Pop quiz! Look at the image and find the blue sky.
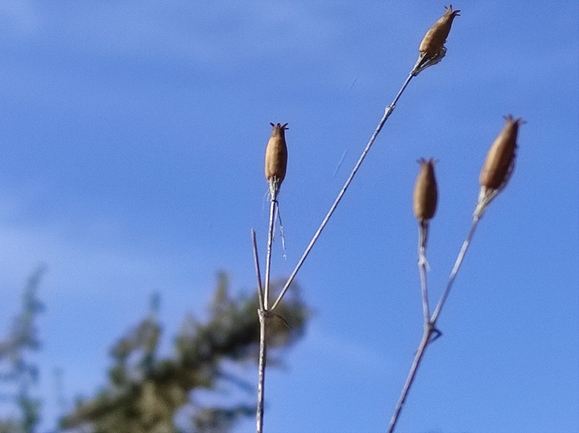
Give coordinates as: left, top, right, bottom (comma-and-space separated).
1, 1, 578, 432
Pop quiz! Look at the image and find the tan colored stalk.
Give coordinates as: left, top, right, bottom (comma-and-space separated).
253, 8, 462, 433
271, 6, 460, 313
413, 158, 438, 323
412, 5, 460, 76
475, 115, 523, 218
264, 123, 288, 201
387, 159, 439, 432
390, 116, 523, 432
251, 229, 267, 433
419, 5, 461, 56
256, 122, 289, 433
413, 159, 438, 221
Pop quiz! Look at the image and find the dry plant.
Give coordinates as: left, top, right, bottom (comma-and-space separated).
250, 5, 523, 433
388, 115, 523, 432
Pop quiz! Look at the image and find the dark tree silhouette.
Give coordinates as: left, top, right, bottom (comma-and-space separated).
0, 266, 46, 433
59, 272, 310, 433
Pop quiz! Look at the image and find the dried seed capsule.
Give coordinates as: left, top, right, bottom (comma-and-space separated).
479, 115, 523, 190
264, 122, 289, 184
419, 5, 460, 57
413, 158, 438, 222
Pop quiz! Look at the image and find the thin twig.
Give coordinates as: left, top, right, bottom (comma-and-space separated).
256, 188, 279, 433
388, 220, 433, 432
388, 215, 481, 432
251, 228, 267, 432
431, 215, 480, 325
417, 221, 431, 325
270, 72, 416, 311
387, 327, 433, 433
256, 309, 267, 433
277, 205, 287, 259
264, 196, 278, 310
251, 229, 264, 311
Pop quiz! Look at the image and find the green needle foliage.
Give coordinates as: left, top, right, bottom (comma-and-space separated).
59, 272, 309, 433
0, 266, 46, 433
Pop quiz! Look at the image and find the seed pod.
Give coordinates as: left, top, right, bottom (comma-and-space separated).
479, 115, 523, 190
264, 122, 288, 184
413, 158, 438, 222
419, 5, 460, 56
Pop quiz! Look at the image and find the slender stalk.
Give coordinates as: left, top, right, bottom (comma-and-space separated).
264, 197, 278, 310
391, 114, 520, 428
251, 229, 267, 432
255, 190, 279, 433
388, 220, 432, 431
417, 221, 431, 325
256, 309, 267, 433
270, 72, 416, 311
388, 215, 482, 432
387, 327, 432, 433
431, 215, 480, 325
251, 229, 264, 311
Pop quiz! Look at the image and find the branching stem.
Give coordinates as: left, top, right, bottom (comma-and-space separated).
271, 72, 416, 311
255, 187, 280, 433
387, 325, 433, 433
388, 215, 482, 432
251, 229, 267, 433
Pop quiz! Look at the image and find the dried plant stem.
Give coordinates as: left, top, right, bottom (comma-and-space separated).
251, 230, 267, 433
417, 221, 431, 325
474, 187, 499, 220
254, 190, 279, 433
264, 197, 278, 310
270, 72, 416, 311
431, 215, 480, 325
388, 215, 481, 432
387, 325, 433, 433
388, 220, 434, 432
256, 309, 268, 433
254, 68, 416, 427
251, 229, 265, 312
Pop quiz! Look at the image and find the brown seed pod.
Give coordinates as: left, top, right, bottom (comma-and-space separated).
413, 158, 438, 222
264, 122, 288, 184
479, 115, 523, 191
419, 5, 460, 56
